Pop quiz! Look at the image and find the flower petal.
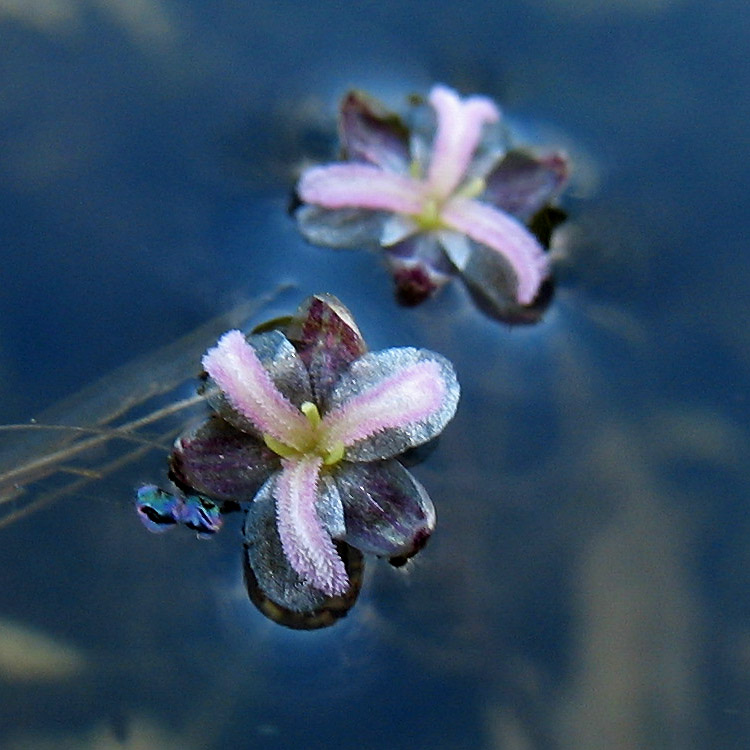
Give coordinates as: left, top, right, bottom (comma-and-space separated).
441, 197, 549, 305
322, 347, 460, 461
436, 228, 473, 269
298, 163, 424, 215
295, 205, 386, 249
274, 455, 349, 596
335, 459, 435, 560
202, 330, 311, 450
483, 149, 570, 221
284, 294, 368, 409
460, 240, 553, 325
339, 90, 410, 172
243, 474, 362, 622
426, 84, 500, 199
380, 214, 419, 247
169, 417, 277, 501
316, 472, 346, 539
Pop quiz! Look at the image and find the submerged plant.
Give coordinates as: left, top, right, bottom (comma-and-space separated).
142, 294, 459, 629
295, 84, 569, 323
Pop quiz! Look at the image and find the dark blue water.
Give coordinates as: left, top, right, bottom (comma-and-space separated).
1, 1, 748, 747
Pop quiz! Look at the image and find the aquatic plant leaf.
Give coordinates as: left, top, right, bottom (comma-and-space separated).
335, 459, 436, 559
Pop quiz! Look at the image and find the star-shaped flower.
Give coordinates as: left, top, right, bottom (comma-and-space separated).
167, 294, 459, 627
295, 85, 569, 322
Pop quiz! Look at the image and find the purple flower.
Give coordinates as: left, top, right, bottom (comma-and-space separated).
169, 294, 459, 626
295, 85, 569, 321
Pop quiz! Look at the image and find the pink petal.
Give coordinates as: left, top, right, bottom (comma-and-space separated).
426, 85, 500, 199
275, 456, 349, 596
441, 197, 549, 305
321, 357, 447, 450
202, 331, 310, 450
298, 163, 424, 215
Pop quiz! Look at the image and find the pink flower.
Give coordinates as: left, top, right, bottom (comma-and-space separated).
296, 85, 569, 319
169, 295, 459, 627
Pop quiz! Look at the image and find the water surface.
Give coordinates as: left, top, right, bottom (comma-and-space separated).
1, 1, 748, 748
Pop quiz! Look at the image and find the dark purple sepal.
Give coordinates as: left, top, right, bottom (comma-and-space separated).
339, 90, 410, 172
204, 329, 313, 436
385, 234, 454, 306
284, 294, 368, 408
169, 416, 278, 501
243, 477, 362, 628
335, 459, 436, 560
483, 149, 570, 222
460, 242, 554, 325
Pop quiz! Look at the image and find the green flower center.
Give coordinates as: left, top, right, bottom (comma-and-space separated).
263, 401, 345, 466
408, 160, 486, 232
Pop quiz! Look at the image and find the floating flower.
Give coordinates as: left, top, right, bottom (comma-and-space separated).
295, 85, 569, 322
166, 294, 460, 628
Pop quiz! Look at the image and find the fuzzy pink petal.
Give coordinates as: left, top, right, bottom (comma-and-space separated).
202, 331, 310, 450
426, 85, 500, 199
275, 456, 349, 596
298, 164, 424, 214
322, 358, 446, 450
441, 197, 549, 305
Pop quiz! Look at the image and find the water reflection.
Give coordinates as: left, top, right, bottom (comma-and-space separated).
0, 618, 86, 682
0, 0, 177, 43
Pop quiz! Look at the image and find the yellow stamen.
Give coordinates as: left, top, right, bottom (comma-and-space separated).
263, 433, 299, 459
322, 441, 345, 466
456, 176, 485, 200
262, 401, 346, 467
301, 401, 321, 428
415, 197, 445, 231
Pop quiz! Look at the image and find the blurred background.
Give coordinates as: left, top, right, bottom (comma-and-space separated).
0, 1, 748, 747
